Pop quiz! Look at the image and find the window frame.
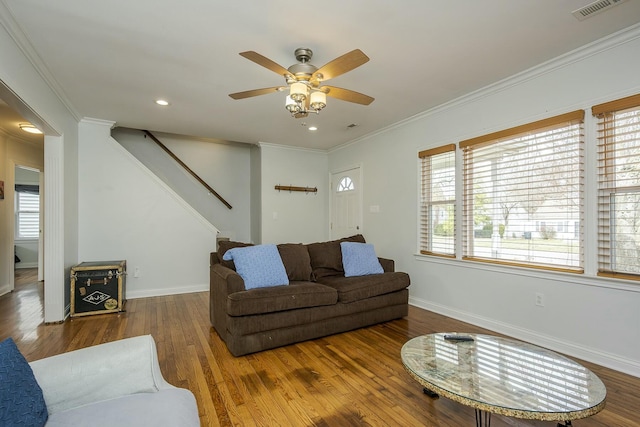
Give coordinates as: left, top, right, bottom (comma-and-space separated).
458, 110, 585, 273
418, 144, 457, 258
15, 188, 40, 240
592, 93, 640, 281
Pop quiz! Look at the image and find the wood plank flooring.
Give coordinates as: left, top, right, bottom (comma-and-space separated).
2, 270, 639, 426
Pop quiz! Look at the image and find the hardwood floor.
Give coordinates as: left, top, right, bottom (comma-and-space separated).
2, 273, 639, 426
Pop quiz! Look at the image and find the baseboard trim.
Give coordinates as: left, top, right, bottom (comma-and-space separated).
126, 284, 208, 300
409, 296, 640, 379
0, 284, 11, 297
15, 263, 37, 269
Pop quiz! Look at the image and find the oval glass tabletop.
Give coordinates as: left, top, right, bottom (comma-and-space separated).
401, 333, 606, 422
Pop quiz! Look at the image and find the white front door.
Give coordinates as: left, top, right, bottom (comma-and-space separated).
331, 167, 362, 239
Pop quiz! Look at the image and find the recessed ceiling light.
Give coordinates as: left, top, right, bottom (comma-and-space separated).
308, 126, 318, 131
19, 124, 43, 134
155, 99, 170, 106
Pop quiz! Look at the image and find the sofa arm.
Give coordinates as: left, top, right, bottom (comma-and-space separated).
29, 335, 170, 415
210, 263, 246, 339
378, 257, 395, 273
211, 263, 245, 294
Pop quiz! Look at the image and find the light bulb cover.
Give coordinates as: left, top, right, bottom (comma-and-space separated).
310, 91, 327, 110
285, 95, 301, 113
289, 82, 308, 102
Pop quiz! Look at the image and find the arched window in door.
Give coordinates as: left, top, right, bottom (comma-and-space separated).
337, 177, 354, 192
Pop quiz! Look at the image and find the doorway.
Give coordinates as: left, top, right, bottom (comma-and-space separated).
13, 165, 43, 288
330, 166, 363, 239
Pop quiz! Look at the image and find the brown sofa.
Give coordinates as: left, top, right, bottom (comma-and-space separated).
209, 235, 410, 356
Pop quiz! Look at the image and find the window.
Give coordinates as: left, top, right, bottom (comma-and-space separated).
592, 94, 640, 280
337, 177, 354, 192
419, 144, 456, 257
459, 111, 584, 272
15, 187, 40, 239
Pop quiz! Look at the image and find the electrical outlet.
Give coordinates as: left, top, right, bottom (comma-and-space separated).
134, 266, 140, 278
535, 292, 544, 307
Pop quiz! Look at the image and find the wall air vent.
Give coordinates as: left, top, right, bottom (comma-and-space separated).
572, 0, 628, 21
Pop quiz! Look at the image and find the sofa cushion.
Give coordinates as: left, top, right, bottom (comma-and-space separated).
277, 243, 313, 281
318, 272, 410, 303
223, 244, 289, 290
0, 338, 48, 427
217, 240, 253, 270
306, 234, 366, 279
228, 289, 409, 336
44, 388, 199, 427
340, 242, 384, 277
227, 283, 338, 316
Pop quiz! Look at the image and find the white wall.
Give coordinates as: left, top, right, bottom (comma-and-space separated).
78, 119, 218, 298
0, 7, 79, 321
328, 27, 640, 377
259, 143, 329, 244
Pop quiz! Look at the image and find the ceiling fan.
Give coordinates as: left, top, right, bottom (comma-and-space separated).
229, 48, 374, 118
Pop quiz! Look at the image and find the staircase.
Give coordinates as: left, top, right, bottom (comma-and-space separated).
111, 127, 250, 241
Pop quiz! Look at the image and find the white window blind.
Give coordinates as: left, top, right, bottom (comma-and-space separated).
16, 191, 40, 239
419, 144, 456, 257
592, 94, 640, 280
459, 110, 585, 272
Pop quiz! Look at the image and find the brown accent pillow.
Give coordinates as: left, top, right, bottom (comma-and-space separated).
277, 243, 313, 281
217, 240, 253, 270
306, 234, 366, 279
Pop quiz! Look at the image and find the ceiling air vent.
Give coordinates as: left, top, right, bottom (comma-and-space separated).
572, 0, 628, 21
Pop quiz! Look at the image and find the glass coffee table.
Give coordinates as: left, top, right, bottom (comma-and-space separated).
401, 333, 606, 426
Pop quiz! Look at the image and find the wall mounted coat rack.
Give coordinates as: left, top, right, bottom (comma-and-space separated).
275, 185, 317, 194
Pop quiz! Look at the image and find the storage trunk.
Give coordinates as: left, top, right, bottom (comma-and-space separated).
70, 261, 126, 317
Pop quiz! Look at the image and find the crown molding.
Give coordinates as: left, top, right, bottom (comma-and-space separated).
330, 22, 640, 154
80, 117, 116, 128
258, 141, 328, 154
0, 1, 81, 122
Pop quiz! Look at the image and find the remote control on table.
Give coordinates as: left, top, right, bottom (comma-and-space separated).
443, 334, 474, 342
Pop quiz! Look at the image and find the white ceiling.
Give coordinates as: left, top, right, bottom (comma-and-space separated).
1, 0, 640, 150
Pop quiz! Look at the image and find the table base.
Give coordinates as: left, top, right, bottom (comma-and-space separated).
475, 409, 491, 427
422, 387, 574, 427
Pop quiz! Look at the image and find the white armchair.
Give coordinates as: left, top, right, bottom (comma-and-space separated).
29, 335, 199, 427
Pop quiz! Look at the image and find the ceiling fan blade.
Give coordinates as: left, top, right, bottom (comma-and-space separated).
239, 51, 294, 79
229, 86, 286, 100
312, 49, 369, 81
323, 86, 374, 105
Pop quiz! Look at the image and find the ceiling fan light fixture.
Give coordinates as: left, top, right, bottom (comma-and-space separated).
310, 91, 326, 110
289, 82, 308, 102
230, 48, 374, 119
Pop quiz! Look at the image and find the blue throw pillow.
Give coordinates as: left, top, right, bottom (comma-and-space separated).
0, 338, 48, 427
223, 244, 289, 290
340, 242, 384, 277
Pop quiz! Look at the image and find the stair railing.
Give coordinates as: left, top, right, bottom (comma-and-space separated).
143, 130, 232, 209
